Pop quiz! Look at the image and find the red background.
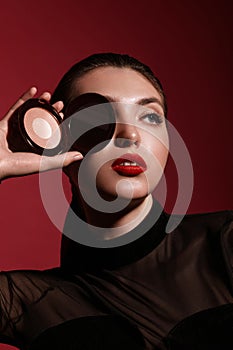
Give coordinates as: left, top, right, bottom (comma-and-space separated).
0, 1, 232, 348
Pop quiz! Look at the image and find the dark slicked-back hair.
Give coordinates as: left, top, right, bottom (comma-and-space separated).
51, 52, 167, 117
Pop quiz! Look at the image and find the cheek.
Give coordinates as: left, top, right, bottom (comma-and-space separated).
142, 131, 169, 169
77, 150, 114, 193
153, 142, 169, 167
95, 164, 116, 190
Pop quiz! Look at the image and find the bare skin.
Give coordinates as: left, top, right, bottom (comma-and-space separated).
66, 67, 169, 238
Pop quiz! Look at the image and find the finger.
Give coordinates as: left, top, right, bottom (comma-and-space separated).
38, 93, 64, 113
3, 87, 37, 122
39, 91, 51, 101
1, 151, 83, 180
40, 151, 83, 172
52, 101, 64, 113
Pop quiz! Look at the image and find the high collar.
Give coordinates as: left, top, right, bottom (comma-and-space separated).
60, 199, 169, 272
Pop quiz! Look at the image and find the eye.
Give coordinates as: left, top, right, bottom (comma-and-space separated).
141, 113, 164, 125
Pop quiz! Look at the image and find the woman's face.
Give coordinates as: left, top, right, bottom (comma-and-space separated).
67, 67, 169, 204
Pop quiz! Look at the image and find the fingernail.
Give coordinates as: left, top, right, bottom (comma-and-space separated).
73, 153, 83, 160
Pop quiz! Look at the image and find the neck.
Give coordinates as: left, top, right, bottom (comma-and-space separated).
78, 195, 153, 240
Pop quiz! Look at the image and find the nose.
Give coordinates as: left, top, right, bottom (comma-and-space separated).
114, 122, 141, 148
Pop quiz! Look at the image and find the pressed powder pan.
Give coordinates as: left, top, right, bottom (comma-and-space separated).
7, 98, 65, 156
23, 107, 61, 149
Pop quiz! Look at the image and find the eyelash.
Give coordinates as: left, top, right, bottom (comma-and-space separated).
140, 113, 164, 125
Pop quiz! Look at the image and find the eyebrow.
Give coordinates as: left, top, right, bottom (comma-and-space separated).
137, 97, 164, 108
103, 95, 164, 109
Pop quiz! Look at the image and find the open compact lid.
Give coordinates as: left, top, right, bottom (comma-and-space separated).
65, 93, 116, 155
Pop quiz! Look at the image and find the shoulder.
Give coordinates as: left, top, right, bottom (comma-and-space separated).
0, 268, 63, 338
0, 267, 63, 289
164, 209, 233, 288
161, 209, 233, 256
167, 209, 233, 236
0, 268, 62, 311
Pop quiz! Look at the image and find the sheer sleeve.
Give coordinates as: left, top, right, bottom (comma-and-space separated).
0, 271, 22, 346
0, 269, 52, 348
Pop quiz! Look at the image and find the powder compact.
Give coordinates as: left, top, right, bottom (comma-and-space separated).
7, 98, 65, 156
7, 93, 115, 156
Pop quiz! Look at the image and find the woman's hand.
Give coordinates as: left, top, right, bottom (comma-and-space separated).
0, 87, 83, 182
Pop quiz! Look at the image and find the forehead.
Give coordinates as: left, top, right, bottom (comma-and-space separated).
73, 67, 163, 105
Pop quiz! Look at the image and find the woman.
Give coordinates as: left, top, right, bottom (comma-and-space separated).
0, 53, 232, 350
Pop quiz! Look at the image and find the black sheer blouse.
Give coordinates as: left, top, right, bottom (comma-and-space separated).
0, 202, 233, 349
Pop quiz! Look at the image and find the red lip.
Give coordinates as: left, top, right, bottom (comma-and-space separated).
111, 153, 147, 177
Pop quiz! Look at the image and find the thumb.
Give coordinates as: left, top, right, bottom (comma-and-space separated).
39, 151, 83, 172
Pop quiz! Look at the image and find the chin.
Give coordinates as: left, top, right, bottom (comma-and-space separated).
96, 178, 153, 203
